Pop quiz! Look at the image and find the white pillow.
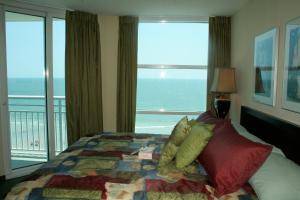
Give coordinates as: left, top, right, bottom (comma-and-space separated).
231, 122, 285, 156
249, 153, 300, 200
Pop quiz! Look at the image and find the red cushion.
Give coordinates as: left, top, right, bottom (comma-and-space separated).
196, 111, 229, 130
198, 122, 272, 197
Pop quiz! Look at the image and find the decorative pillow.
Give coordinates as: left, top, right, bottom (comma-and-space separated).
188, 119, 215, 131
188, 119, 198, 127
158, 116, 191, 167
249, 153, 300, 200
168, 116, 191, 146
198, 122, 272, 197
176, 124, 214, 169
196, 111, 229, 130
158, 141, 178, 167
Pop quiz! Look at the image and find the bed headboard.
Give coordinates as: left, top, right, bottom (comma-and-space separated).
240, 106, 300, 165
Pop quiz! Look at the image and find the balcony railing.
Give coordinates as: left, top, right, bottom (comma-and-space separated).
8, 95, 67, 160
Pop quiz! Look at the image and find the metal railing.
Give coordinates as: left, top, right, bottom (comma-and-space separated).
8, 95, 67, 159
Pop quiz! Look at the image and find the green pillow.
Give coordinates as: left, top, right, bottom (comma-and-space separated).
169, 116, 191, 146
158, 141, 178, 167
188, 119, 215, 131
176, 124, 214, 169
188, 119, 198, 127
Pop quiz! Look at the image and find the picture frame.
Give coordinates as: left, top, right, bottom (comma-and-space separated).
253, 28, 278, 106
283, 17, 300, 113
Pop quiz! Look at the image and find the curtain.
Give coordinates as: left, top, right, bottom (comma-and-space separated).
207, 16, 231, 113
116, 16, 138, 132
65, 11, 103, 145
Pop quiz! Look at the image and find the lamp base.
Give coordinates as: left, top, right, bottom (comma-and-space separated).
214, 98, 231, 118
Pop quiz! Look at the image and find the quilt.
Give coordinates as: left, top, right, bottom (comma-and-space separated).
5, 132, 258, 200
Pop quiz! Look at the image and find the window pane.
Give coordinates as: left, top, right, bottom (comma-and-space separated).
136, 22, 208, 135
135, 114, 198, 134
6, 12, 48, 169
53, 18, 67, 154
137, 68, 207, 112
138, 23, 208, 65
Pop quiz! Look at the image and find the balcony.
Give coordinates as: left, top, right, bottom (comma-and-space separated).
8, 95, 67, 169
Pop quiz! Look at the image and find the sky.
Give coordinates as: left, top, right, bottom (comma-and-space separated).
138, 22, 208, 65
138, 22, 208, 79
6, 12, 65, 78
5, 13, 208, 80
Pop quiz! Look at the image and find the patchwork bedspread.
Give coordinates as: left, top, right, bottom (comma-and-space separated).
5, 133, 258, 200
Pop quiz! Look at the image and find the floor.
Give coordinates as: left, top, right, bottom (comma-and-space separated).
0, 175, 29, 199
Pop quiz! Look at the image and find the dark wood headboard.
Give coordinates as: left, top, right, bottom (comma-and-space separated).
240, 106, 300, 165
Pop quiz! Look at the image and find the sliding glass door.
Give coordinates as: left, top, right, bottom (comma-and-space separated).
5, 11, 48, 169
0, 4, 66, 177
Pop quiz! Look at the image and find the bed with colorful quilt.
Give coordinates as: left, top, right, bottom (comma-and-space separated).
5, 107, 300, 200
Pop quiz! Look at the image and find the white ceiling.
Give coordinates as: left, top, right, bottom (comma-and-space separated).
17, 0, 250, 17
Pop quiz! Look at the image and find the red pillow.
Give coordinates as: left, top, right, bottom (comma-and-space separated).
196, 111, 229, 130
198, 122, 272, 197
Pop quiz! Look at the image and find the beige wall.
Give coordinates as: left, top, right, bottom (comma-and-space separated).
231, 0, 300, 126
99, 16, 119, 132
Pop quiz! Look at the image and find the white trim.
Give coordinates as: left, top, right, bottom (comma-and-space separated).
139, 16, 209, 23
138, 64, 207, 70
46, 12, 56, 160
0, 4, 11, 177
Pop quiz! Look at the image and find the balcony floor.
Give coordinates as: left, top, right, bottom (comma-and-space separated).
11, 156, 46, 169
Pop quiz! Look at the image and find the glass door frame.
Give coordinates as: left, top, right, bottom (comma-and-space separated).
0, 2, 65, 179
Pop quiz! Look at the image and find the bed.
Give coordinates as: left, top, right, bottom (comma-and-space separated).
4, 106, 300, 200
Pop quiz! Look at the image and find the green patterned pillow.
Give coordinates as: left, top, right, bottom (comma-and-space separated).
188, 119, 215, 131
176, 124, 214, 169
158, 141, 178, 167
169, 116, 191, 146
188, 119, 198, 127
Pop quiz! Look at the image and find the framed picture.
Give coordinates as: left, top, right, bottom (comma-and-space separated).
253, 28, 278, 106
283, 17, 300, 113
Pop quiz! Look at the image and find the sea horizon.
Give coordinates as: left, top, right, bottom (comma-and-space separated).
7, 77, 206, 136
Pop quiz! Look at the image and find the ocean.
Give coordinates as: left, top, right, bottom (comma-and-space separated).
136, 78, 206, 133
8, 77, 206, 112
7, 77, 206, 153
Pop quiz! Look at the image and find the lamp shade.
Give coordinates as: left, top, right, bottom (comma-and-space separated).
210, 68, 236, 93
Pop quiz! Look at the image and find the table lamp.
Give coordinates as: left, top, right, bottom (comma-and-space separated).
210, 68, 236, 118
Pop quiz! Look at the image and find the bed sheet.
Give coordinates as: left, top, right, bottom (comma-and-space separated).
5, 132, 257, 200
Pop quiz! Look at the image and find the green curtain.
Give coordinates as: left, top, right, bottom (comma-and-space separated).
116, 16, 138, 132
65, 11, 103, 145
207, 16, 231, 112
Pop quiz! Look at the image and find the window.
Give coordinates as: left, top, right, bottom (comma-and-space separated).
136, 22, 208, 134
0, 6, 66, 173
